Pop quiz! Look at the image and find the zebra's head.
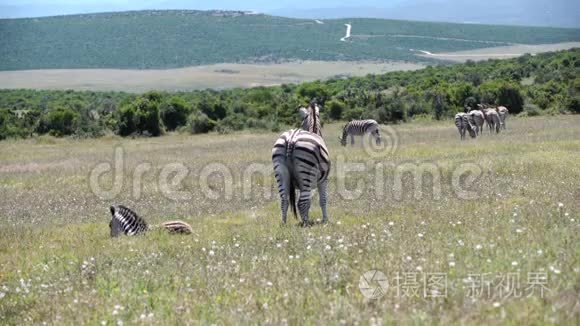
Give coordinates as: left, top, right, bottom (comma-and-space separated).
109, 205, 149, 237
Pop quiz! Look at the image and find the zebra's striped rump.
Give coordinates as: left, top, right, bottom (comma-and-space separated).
109, 204, 149, 237
272, 129, 331, 224
340, 119, 381, 146
455, 113, 476, 140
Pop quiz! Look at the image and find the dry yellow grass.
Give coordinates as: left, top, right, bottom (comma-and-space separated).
0, 60, 425, 93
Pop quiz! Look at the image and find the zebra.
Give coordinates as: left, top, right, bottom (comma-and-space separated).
299, 102, 322, 136
468, 110, 485, 136
272, 105, 331, 225
497, 106, 509, 130
339, 119, 381, 146
477, 104, 501, 134
455, 113, 476, 140
109, 204, 193, 237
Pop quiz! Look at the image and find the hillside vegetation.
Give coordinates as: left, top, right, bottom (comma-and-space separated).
0, 48, 578, 140
1, 10, 579, 70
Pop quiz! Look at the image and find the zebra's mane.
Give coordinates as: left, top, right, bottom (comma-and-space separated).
308, 103, 320, 135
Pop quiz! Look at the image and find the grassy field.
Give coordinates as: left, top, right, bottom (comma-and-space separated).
0, 116, 579, 324
0, 60, 425, 93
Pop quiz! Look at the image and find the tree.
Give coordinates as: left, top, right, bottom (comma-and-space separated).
117, 97, 163, 136
161, 97, 190, 131
36, 107, 80, 137
326, 100, 345, 120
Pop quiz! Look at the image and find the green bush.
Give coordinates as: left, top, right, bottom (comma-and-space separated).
522, 103, 542, 116
187, 113, 216, 134
117, 97, 163, 136
161, 97, 191, 131
326, 100, 345, 120
36, 107, 80, 137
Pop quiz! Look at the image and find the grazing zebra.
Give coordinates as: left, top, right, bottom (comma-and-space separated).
272, 105, 331, 225
497, 106, 509, 130
109, 204, 193, 237
468, 110, 485, 136
299, 103, 322, 136
339, 119, 381, 146
455, 113, 476, 140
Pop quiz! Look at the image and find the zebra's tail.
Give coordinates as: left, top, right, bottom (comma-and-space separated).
289, 177, 297, 220
159, 220, 193, 234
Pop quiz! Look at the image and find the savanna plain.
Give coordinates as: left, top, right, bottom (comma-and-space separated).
0, 116, 578, 324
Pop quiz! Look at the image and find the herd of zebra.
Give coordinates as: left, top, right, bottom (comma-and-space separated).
110, 102, 511, 234
455, 104, 509, 140
108, 104, 382, 235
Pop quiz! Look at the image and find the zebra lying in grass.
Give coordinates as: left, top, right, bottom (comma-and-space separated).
339, 119, 381, 146
272, 104, 331, 225
497, 106, 509, 130
455, 112, 476, 140
109, 204, 193, 237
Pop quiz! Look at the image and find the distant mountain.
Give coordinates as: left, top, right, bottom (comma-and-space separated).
0, 10, 579, 71
271, 0, 580, 28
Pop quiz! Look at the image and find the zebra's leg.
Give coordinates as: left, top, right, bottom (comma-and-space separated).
318, 179, 329, 224
274, 162, 291, 224
297, 188, 312, 226
350, 134, 355, 146
373, 130, 381, 145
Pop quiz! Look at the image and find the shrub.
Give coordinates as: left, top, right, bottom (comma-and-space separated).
36, 107, 80, 137
116, 97, 163, 136
522, 103, 542, 116
161, 97, 191, 131
187, 112, 216, 134
326, 100, 345, 120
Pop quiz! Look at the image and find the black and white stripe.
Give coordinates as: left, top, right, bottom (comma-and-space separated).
468, 110, 485, 135
272, 106, 331, 225
339, 119, 381, 146
299, 103, 322, 136
109, 205, 192, 237
455, 113, 476, 140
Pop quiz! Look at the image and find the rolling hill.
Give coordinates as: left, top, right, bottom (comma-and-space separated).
0, 10, 579, 71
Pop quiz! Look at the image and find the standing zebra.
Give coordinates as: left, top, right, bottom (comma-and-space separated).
468, 110, 485, 136
109, 204, 193, 237
497, 106, 509, 130
455, 113, 476, 140
477, 104, 501, 134
272, 105, 331, 225
339, 119, 381, 146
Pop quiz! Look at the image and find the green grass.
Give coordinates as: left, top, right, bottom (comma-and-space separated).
0, 116, 579, 324
1, 10, 579, 70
